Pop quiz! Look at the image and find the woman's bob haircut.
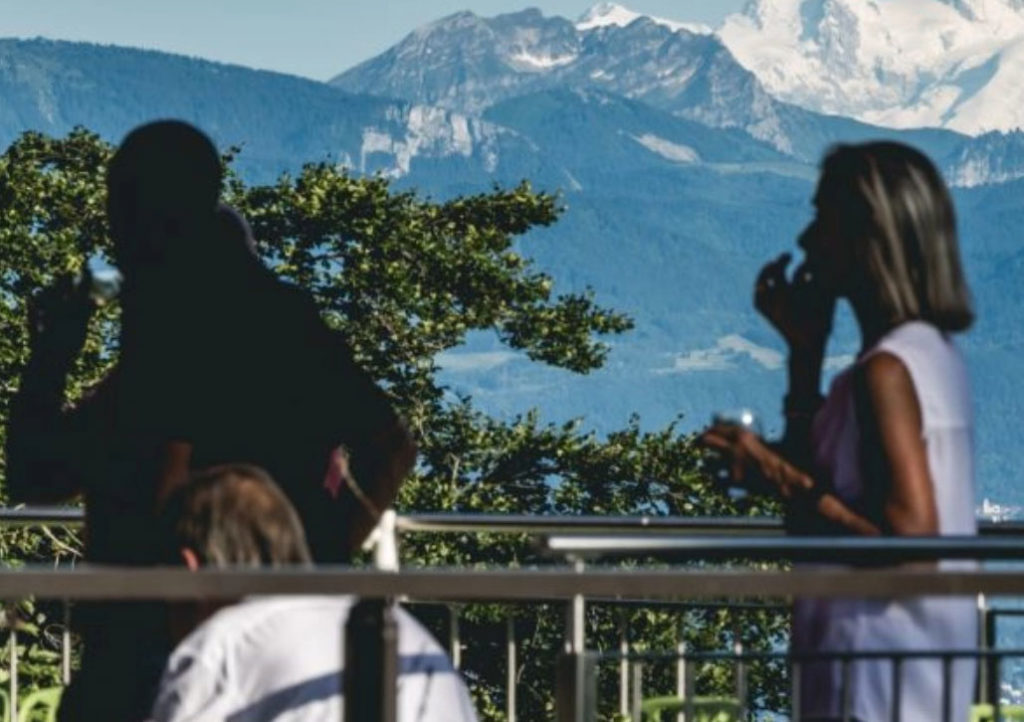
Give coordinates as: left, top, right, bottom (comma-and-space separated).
820, 141, 974, 333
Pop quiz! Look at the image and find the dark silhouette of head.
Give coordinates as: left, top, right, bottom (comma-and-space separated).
806, 141, 973, 332
107, 120, 222, 274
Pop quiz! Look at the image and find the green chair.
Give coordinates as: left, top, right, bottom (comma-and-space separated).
970, 703, 1024, 722
639, 695, 742, 722
17, 687, 62, 722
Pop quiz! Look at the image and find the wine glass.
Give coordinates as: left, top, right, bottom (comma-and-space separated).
704, 408, 763, 498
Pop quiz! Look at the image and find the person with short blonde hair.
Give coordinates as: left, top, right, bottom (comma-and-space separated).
152, 464, 477, 722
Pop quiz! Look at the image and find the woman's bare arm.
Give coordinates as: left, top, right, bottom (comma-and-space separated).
700, 426, 880, 536
856, 352, 939, 536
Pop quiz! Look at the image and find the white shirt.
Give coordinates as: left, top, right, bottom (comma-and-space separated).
150, 596, 478, 722
793, 321, 978, 721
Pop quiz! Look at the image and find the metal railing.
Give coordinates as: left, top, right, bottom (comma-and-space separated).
5, 508, 1024, 721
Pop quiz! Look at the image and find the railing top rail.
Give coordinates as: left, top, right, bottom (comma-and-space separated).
6, 507, 1024, 536
395, 514, 785, 535
2, 566, 1024, 600
605, 648, 1024, 663
540, 533, 1024, 563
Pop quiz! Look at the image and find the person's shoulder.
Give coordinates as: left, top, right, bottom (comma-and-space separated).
860, 351, 914, 400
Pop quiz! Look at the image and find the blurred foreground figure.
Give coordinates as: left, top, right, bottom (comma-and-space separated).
6, 120, 414, 721
150, 464, 476, 722
701, 142, 977, 721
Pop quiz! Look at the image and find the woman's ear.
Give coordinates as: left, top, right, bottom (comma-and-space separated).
180, 547, 202, 571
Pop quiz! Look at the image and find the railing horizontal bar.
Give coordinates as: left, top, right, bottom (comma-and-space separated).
0, 507, 84, 527
3, 508, 1024, 536
541, 534, 1024, 562
2, 566, 1024, 600
396, 514, 785, 535
604, 648, 1024, 663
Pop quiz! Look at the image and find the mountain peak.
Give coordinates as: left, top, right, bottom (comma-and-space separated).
576, 2, 711, 35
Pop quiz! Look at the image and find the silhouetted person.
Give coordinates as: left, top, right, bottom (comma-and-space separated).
6, 120, 415, 721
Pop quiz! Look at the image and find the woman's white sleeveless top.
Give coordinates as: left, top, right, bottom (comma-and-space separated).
792, 321, 978, 721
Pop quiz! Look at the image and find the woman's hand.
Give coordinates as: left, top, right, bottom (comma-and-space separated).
754, 253, 836, 355
699, 423, 815, 500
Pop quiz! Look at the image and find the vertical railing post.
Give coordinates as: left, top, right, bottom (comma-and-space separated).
941, 654, 952, 722
630, 662, 643, 722
619, 615, 629, 719
344, 598, 397, 722
986, 609, 999, 712
62, 599, 71, 685
556, 558, 594, 722
733, 624, 747, 719
676, 637, 687, 722
978, 594, 990, 705
891, 655, 903, 722
449, 605, 462, 670
993, 653, 1003, 722
506, 615, 517, 722
9, 627, 17, 722
555, 651, 597, 722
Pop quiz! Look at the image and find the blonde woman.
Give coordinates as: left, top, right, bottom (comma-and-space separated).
702, 142, 977, 721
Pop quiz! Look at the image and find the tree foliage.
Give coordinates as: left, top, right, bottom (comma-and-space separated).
0, 128, 785, 719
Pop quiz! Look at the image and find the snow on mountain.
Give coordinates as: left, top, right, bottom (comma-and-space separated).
332, 7, 796, 152
718, 0, 1024, 134
629, 133, 699, 163
357, 105, 519, 177
576, 2, 711, 36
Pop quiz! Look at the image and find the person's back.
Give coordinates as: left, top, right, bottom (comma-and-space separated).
151, 465, 476, 722
152, 596, 476, 722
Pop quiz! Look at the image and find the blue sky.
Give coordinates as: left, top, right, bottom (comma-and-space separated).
0, 1, 746, 81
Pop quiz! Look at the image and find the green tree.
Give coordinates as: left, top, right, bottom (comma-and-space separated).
0, 128, 786, 719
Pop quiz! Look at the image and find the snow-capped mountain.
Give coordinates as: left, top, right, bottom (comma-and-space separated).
576, 2, 711, 35
718, 0, 1024, 134
330, 7, 800, 152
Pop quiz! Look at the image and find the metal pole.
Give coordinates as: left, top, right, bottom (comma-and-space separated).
506, 616, 516, 722
619, 615, 629, 718
684, 659, 695, 722
978, 593, 989, 704
9, 628, 17, 722
630, 662, 643, 722
941, 655, 952, 722
62, 599, 71, 685
676, 637, 687, 722
987, 607, 998, 710
344, 599, 397, 722
733, 625, 746, 719
555, 651, 597, 722
567, 558, 586, 655
449, 606, 461, 670
891, 656, 903, 722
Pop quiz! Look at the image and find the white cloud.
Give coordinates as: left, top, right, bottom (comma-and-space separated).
436, 351, 519, 372
656, 334, 784, 374
824, 353, 856, 371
